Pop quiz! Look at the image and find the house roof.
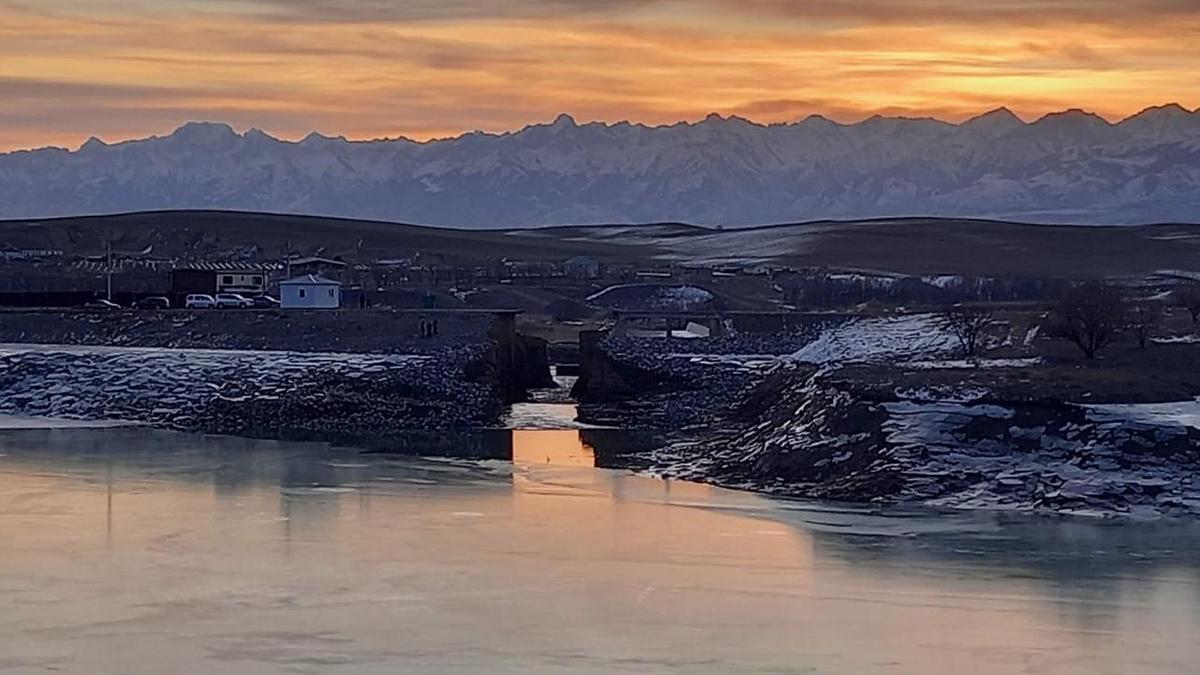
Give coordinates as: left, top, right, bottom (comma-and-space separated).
175, 262, 281, 272
288, 256, 347, 267
279, 274, 341, 286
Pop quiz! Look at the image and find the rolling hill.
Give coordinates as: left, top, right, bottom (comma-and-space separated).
2, 210, 1199, 280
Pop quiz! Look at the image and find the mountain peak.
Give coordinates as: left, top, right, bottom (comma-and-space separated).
1127, 103, 1193, 120
798, 114, 843, 129
300, 131, 346, 145
550, 113, 578, 129
965, 107, 1023, 125
244, 128, 277, 142
170, 122, 238, 144
1119, 102, 1200, 138
1034, 108, 1110, 125
79, 136, 108, 152
960, 107, 1025, 138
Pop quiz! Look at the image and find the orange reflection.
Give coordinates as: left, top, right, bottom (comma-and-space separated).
511, 430, 596, 468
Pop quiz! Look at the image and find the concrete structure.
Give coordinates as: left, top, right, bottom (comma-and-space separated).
280, 275, 342, 309
171, 265, 271, 297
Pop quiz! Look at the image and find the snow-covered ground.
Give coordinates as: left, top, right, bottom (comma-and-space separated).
883, 399, 1200, 517
586, 283, 714, 311
1086, 400, 1200, 430
1153, 335, 1200, 345
903, 357, 1043, 370
789, 314, 958, 366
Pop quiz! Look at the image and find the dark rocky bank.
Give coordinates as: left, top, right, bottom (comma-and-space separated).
0, 309, 552, 443
576, 318, 1200, 518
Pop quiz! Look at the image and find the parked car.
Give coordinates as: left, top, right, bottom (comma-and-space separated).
252, 295, 280, 308
215, 293, 254, 309
185, 294, 217, 309
84, 298, 122, 310
134, 296, 171, 310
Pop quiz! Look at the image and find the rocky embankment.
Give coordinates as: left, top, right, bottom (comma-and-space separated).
574, 327, 834, 428
580, 314, 1200, 518
0, 345, 501, 444
0, 309, 552, 441
648, 368, 1200, 517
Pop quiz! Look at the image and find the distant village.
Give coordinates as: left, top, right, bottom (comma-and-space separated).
0, 244, 639, 311
0, 238, 805, 315
3, 234, 1200, 332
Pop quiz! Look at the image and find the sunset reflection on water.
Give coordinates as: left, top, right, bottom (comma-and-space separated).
2, 425, 1199, 674
511, 429, 596, 467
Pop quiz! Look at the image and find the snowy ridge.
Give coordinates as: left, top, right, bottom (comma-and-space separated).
2, 105, 1199, 226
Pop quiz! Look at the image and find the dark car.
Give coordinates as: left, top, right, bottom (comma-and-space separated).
252, 295, 280, 308
83, 298, 122, 310
134, 296, 171, 310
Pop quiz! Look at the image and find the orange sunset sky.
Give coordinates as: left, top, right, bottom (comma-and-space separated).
1, 0, 1198, 151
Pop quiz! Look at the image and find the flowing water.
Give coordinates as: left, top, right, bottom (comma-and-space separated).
2, 417, 1199, 674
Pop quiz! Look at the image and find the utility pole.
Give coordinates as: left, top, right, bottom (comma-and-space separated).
105, 238, 113, 302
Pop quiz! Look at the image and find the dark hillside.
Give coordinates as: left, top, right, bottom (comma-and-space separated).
3, 210, 1199, 279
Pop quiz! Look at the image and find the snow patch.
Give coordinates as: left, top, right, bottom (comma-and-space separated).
1152, 335, 1200, 345
789, 314, 957, 366
1085, 401, 1200, 430
902, 357, 1043, 370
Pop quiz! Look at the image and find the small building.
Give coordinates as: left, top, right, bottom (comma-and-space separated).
279, 275, 341, 309
564, 255, 601, 280
286, 256, 348, 278
1, 248, 64, 261
171, 265, 271, 296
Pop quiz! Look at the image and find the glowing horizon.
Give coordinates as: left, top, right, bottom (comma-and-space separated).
10, 103, 1195, 155
2, 0, 1198, 152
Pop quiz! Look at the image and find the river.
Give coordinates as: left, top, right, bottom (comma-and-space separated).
1, 418, 1199, 674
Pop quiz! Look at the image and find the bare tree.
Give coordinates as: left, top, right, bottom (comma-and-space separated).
1175, 284, 1200, 323
1127, 302, 1163, 349
1053, 282, 1127, 359
942, 305, 993, 358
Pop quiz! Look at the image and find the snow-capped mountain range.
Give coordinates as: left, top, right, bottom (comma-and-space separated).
2, 104, 1199, 227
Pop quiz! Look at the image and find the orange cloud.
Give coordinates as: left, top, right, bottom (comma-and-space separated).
0, 1, 1197, 150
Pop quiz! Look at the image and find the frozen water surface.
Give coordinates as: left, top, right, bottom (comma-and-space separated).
1, 425, 1199, 674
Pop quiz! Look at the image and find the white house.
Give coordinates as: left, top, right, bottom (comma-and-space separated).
279, 275, 341, 309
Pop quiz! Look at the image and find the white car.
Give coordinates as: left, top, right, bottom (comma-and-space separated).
185, 294, 217, 309
215, 293, 254, 309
